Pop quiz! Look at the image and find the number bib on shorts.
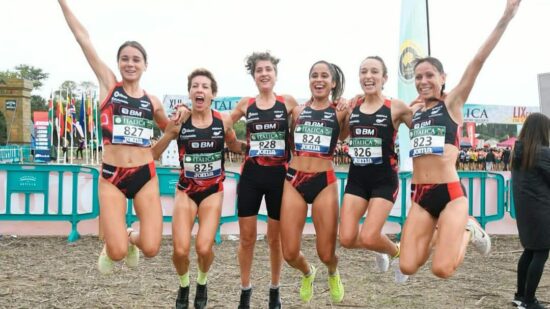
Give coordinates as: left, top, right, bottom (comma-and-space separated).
112, 115, 153, 146
409, 126, 446, 157
294, 124, 333, 154
183, 152, 222, 179
249, 131, 286, 157
349, 137, 383, 165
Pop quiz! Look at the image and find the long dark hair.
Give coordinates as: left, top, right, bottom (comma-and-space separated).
309, 60, 345, 102
513, 112, 550, 170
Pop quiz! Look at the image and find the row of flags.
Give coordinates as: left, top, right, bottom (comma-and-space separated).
46, 90, 102, 164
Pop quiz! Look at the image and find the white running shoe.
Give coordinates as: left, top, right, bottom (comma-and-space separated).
97, 245, 114, 275
466, 217, 491, 256
391, 258, 409, 284
374, 252, 390, 273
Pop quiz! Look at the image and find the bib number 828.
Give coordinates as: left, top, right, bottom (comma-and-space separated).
259, 140, 277, 149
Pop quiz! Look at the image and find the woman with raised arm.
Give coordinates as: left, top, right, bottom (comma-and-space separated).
511, 113, 550, 309
230, 52, 297, 309
338, 56, 411, 283
399, 0, 521, 279
59, 0, 172, 274
280, 60, 347, 304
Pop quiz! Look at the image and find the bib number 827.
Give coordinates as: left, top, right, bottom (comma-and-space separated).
124, 126, 144, 137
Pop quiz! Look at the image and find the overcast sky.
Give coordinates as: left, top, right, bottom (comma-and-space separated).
2, 0, 548, 107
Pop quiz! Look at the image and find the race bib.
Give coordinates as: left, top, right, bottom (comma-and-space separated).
183, 152, 222, 179
112, 115, 153, 146
249, 131, 285, 157
409, 126, 445, 157
349, 137, 382, 165
294, 124, 332, 154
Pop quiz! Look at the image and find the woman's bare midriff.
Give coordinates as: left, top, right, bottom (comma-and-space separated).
289, 156, 334, 173
412, 144, 460, 184
102, 144, 154, 167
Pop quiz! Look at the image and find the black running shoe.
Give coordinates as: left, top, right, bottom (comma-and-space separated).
194, 283, 208, 309
238, 288, 252, 309
268, 287, 282, 309
519, 299, 545, 309
176, 286, 189, 309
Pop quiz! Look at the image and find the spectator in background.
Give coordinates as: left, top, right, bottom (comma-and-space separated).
76, 138, 85, 159
503, 147, 511, 171
485, 148, 495, 171
511, 112, 550, 309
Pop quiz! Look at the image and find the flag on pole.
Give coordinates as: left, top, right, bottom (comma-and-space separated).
48, 92, 54, 149
397, 0, 430, 171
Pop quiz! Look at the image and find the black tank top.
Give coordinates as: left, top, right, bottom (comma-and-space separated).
177, 110, 225, 186
410, 101, 460, 157
100, 82, 155, 147
293, 103, 339, 160
244, 96, 290, 166
348, 98, 397, 171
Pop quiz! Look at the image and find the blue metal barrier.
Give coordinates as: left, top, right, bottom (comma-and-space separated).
0, 163, 100, 242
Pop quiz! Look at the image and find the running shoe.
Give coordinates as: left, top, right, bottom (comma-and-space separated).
300, 265, 317, 303
268, 287, 282, 309
518, 300, 546, 309
374, 252, 390, 272
466, 217, 492, 256
238, 288, 252, 309
194, 283, 208, 309
175, 286, 189, 309
328, 270, 344, 303
97, 245, 114, 275
512, 293, 525, 306
391, 257, 409, 283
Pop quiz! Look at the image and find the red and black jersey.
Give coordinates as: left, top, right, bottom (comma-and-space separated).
100, 82, 155, 147
410, 100, 460, 158
348, 98, 397, 171
292, 104, 339, 160
244, 96, 290, 166
177, 110, 225, 187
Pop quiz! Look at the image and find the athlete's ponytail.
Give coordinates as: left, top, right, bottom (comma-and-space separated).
309, 60, 346, 103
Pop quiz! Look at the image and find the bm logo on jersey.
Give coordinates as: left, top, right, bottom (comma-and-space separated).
399, 40, 425, 83
190, 141, 216, 149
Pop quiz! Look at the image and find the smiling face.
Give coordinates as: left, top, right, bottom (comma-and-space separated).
359, 58, 387, 95
117, 46, 147, 82
253, 60, 277, 92
309, 62, 335, 101
414, 61, 446, 101
189, 75, 214, 112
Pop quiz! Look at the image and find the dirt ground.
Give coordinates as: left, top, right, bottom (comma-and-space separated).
0, 235, 549, 309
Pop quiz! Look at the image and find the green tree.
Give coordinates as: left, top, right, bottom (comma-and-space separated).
233, 119, 246, 140
14, 64, 49, 89
31, 95, 47, 115
0, 65, 49, 90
